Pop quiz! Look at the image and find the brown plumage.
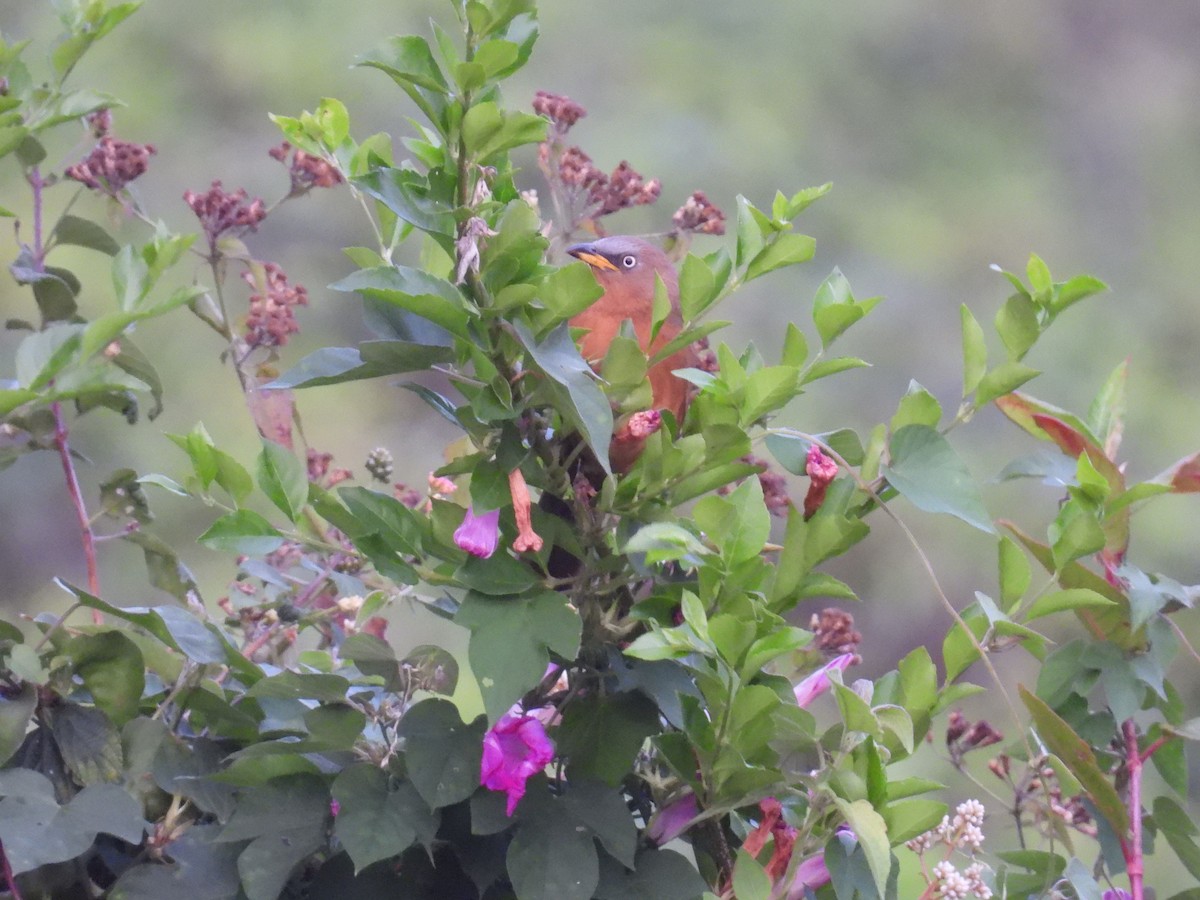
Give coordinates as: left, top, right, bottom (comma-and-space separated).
567, 236, 699, 471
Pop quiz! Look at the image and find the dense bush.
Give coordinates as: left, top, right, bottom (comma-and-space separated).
0, 2, 1197, 898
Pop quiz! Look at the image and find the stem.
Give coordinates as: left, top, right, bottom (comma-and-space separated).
1122, 719, 1144, 900
206, 258, 252, 396
52, 402, 103, 625
29, 167, 45, 270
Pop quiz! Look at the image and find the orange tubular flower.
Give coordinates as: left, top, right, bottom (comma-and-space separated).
508, 468, 544, 553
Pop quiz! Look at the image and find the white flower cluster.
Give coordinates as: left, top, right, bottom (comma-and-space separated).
905, 800, 993, 899
931, 861, 992, 899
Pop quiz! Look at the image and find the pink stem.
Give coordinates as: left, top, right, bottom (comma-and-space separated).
52, 401, 103, 624
0, 838, 24, 900
31, 167, 102, 625
1122, 719, 1144, 900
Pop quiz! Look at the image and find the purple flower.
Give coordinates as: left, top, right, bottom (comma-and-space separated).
1102, 892, 1133, 900
454, 506, 500, 558
646, 792, 698, 845
787, 854, 832, 899
794, 653, 855, 708
480, 712, 555, 816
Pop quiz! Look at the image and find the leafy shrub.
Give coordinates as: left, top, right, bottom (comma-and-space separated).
0, 2, 1196, 899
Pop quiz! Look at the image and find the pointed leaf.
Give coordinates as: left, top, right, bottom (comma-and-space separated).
884, 425, 994, 532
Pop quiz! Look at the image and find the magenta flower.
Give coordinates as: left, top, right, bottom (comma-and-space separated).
480, 712, 555, 816
787, 854, 832, 899
454, 506, 500, 558
646, 792, 698, 845
794, 653, 855, 708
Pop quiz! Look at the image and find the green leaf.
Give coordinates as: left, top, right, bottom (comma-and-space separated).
256, 439, 308, 522
732, 849, 772, 900
594, 847, 708, 900
538, 260, 604, 319
557, 692, 660, 786
834, 798, 892, 898
461, 101, 546, 160
53, 214, 120, 255
1088, 358, 1128, 454
678, 254, 717, 321
801, 355, 870, 385
890, 380, 942, 431
397, 699, 486, 809
740, 365, 800, 424
331, 265, 468, 336
0, 772, 145, 875
56, 581, 230, 667
1052, 273, 1108, 316
897, 646, 937, 715
216, 775, 328, 900
884, 424, 994, 532
332, 765, 436, 872
507, 797, 599, 900
198, 510, 284, 555
882, 798, 947, 845
514, 321, 613, 473
560, 780, 638, 868
46, 702, 124, 786
976, 361, 1040, 406
1024, 588, 1117, 622
0, 684, 36, 766
456, 591, 581, 722
693, 476, 770, 564
1019, 686, 1128, 837
270, 341, 454, 389
960, 304, 987, 397
744, 232, 815, 281
1154, 795, 1200, 882
998, 535, 1031, 613
66, 631, 145, 727
995, 293, 1040, 361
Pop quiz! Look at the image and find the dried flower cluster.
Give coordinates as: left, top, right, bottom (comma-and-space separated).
945, 710, 1003, 767
987, 753, 1096, 838
532, 89, 586, 133
532, 90, 726, 242
590, 160, 662, 216
86, 108, 111, 138
306, 448, 352, 489
183, 181, 267, 253
906, 800, 993, 899
717, 454, 791, 517
65, 135, 156, 194
810, 608, 862, 656
241, 262, 308, 349
268, 141, 342, 193
671, 190, 727, 236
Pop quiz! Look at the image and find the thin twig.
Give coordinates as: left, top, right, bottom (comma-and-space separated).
776, 428, 1034, 758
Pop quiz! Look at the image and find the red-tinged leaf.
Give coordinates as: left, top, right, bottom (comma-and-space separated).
1001, 520, 1141, 651
994, 392, 1100, 447
1159, 451, 1200, 493
1031, 413, 1090, 458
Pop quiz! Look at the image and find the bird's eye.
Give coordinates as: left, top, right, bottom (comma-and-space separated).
621, 254, 637, 268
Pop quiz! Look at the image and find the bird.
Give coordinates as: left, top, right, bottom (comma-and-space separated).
566, 236, 700, 472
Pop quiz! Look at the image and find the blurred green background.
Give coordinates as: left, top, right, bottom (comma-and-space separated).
3, 0, 1200, 887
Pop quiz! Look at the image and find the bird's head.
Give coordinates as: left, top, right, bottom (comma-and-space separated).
566, 236, 678, 303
